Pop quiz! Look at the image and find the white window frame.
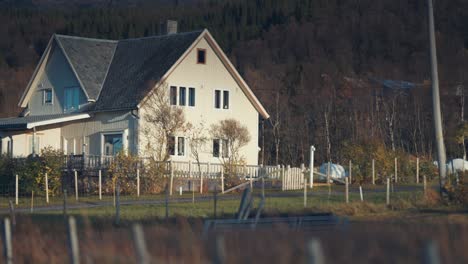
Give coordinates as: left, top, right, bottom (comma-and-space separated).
214, 89, 231, 110
169, 136, 186, 157
43, 88, 53, 105
100, 131, 126, 156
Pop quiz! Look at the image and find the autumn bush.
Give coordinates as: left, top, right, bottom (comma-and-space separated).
341, 141, 437, 184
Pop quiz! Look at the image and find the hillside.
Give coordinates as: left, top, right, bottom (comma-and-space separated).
0, 0, 467, 164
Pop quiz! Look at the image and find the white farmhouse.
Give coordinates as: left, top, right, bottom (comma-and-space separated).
0, 22, 269, 165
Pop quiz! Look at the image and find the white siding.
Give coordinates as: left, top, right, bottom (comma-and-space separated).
140, 37, 259, 165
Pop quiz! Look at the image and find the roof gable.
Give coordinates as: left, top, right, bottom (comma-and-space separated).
55, 35, 117, 100
92, 30, 203, 111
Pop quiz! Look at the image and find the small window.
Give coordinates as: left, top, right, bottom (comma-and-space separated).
64, 87, 80, 112
197, 49, 206, 64
103, 134, 123, 156
213, 139, 220, 157
170, 86, 177, 105
222, 139, 229, 158
223, 91, 229, 109
167, 136, 176, 156
177, 137, 185, 156
189, 88, 195, 106
215, 90, 221, 109
179, 87, 186, 106
44, 89, 53, 104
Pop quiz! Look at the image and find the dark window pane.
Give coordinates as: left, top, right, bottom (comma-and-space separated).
197, 49, 206, 64
178, 137, 185, 156
223, 91, 229, 109
170, 86, 177, 105
189, 88, 195, 106
168, 136, 175, 155
104, 134, 123, 156
215, 90, 221, 109
213, 139, 220, 157
179, 87, 186, 106
44, 89, 52, 104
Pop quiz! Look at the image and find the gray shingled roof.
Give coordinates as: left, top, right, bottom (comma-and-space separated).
92, 30, 203, 111
0, 113, 90, 130
55, 35, 117, 100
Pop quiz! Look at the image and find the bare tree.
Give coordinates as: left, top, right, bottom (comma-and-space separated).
188, 120, 209, 177
141, 82, 189, 161
211, 118, 251, 181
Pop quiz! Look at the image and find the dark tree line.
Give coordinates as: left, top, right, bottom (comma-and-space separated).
1, 0, 468, 165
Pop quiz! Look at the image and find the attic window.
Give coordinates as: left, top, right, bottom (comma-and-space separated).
43, 89, 53, 104
197, 49, 206, 64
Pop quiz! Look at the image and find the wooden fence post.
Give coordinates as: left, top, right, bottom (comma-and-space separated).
30, 191, 34, 213
214, 235, 226, 264
137, 168, 140, 197
67, 216, 80, 264
287, 165, 291, 190
310, 145, 316, 188
424, 240, 440, 264
307, 238, 325, 264
45, 172, 49, 204
394, 157, 398, 183
15, 175, 18, 206
345, 177, 349, 203
221, 166, 224, 194
349, 160, 352, 184
3, 218, 12, 264
74, 170, 78, 201
132, 224, 150, 264
170, 160, 174, 196
359, 185, 364, 202
416, 157, 420, 184
281, 165, 285, 191
8, 201, 15, 228
115, 182, 120, 225
98, 169, 102, 200
304, 179, 307, 208
386, 177, 390, 206
372, 159, 375, 185
424, 175, 427, 196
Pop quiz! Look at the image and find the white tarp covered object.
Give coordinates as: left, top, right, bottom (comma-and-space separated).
446, 159, 468, 174
318, 163, 347, 181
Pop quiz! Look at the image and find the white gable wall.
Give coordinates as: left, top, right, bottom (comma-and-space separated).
27, 44, 87, 116
140, 36, 260, 165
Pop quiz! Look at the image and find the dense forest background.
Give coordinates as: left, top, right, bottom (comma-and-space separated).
0, 0, 468, 166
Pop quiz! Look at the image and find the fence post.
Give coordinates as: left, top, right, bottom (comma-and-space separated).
74, 170, 78, 201
98, 170, 102, 200
45, 172, 49, 204
345, 177, 349, 203
424, 240, 440, 264
30, 191, 34, 213
165, 184, 169, 219
424, 175, 427, 196
304, 179, 307, 208
214, 235, 226, 264
310, 145, 315, 188
67, 216, 80, 264
394, 157, 398, 183
221, 166, 225, 194
3, 218, 12, 264
372, 159, 375, 185
416, 157, 420, 184
15, 175, 18, 206
281, 165, 285, 191
115, 182, 120, 225
307, 238, 325, 264
287, 165, 291, 191
359, 185, 364, 202
8, 201, 15, 228
386, 177, 390, 206
132, 224, 150, 264
349, 160, 352, 184
137, 168, 140, 197
170, 160, 174, 196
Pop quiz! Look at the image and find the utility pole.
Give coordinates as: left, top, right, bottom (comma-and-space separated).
427, 0, 447, 193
